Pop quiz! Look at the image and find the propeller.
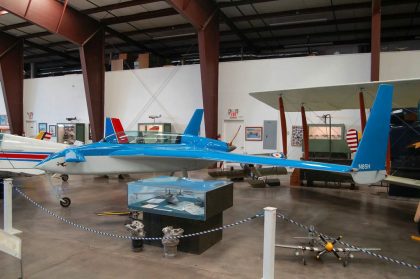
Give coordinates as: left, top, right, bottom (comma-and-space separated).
218, 125, 241, 168
228, 125, 241, 152
316, 235, 343, 261
228, 145, 237, 152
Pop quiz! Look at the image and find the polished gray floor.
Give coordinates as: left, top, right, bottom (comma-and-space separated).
0, 171, 419, 278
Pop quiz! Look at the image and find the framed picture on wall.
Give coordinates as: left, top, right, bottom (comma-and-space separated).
0, 115, 9, 133
245, 127, 263, 141
38, 123, 47, 133
0, 115, 8, 126
49, 125, 57, 137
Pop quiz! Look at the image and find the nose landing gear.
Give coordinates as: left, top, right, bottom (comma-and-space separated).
47, 173, 72, 207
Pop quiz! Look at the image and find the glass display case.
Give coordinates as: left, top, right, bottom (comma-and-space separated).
307, 124, 350, 155
128, 176, 232, 221
138, 123, 171, 133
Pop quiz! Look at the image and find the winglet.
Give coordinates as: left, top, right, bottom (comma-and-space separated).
184, 109, 203, 136
104, 117, 128, 143
351, 84, 393, 184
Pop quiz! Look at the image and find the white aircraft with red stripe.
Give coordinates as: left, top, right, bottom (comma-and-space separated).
0, 132, 67, 177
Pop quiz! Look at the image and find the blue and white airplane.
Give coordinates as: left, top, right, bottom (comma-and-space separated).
36, 84, 393, 186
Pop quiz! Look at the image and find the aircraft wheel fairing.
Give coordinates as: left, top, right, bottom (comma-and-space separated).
60, 197, 71, 207
61, 174, 69, 182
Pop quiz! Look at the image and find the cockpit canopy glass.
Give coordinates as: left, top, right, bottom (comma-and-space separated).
102, 131, 182, 144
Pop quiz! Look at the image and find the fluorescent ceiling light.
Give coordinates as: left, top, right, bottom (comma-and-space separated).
0, 10, 8, 16
153, 33, 195, 40
270, 18, 328, 27
284, 42, 333, 48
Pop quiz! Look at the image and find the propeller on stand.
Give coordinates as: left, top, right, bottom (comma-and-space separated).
316, 235, 343, 261
228, 125, 241, 152
219, 125, 241, 168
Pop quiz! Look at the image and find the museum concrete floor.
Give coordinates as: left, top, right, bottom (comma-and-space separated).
1, 171, 419, 279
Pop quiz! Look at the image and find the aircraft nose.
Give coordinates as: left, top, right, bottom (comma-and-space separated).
228, 145, 237, 152
36, 154, 60, 170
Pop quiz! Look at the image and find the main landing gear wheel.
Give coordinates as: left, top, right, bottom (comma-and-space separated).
61, 174, 69, 182
60, 197, 71, 207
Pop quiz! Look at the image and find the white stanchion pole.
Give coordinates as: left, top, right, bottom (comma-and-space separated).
262, 206, 277, 279
3, 178, 21, 235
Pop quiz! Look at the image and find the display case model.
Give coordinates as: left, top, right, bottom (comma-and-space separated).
128, 176, 232, 221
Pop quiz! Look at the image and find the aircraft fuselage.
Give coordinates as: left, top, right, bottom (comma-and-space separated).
37, 142, 218, 175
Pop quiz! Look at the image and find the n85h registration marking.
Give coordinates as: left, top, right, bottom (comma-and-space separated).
358, 163, 371, 170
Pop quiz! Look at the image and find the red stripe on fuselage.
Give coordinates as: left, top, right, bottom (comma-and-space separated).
0, 153, 49, 160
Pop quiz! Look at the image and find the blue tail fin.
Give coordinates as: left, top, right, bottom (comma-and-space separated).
184, 109, 203, 136
351, 84, 393, 184
104, 117, 128, 143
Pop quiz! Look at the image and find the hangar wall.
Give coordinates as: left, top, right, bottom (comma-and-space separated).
24, 75, 89, 128
0, 50, 419, 160
218, 53, 370, 159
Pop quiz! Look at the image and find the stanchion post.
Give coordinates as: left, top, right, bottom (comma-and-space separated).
262, 207, 277, 279
3, 178, 21, 235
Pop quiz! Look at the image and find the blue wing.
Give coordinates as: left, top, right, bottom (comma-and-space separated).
110, 147, 353, 173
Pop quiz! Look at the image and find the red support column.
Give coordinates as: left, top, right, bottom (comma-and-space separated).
371, 0, 381, 81
0, 33, 23, 135
278, 96, 287, 156
198, 13, 219, 139
371, 0, 389, 173
167, 0, 219, 139
301, 105, 309, 160
79, 28, 105, 142
359, 91, 367, 132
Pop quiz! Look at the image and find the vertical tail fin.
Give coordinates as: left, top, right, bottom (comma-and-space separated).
184, 109, 204, 136
104, 117, 128, 143
351, 84, 393, 184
